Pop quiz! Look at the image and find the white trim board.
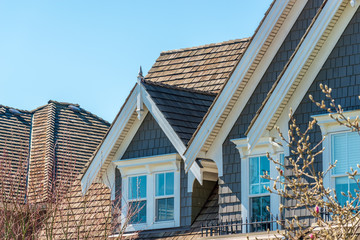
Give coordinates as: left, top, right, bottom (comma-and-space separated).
82, 80, 206, 194
140, 84, 204, 183
183, 0, 308, 173
81, 85, 139, 194
247, 0, 359, 150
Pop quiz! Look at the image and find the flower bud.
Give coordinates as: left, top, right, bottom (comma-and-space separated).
315, 206, 319, 214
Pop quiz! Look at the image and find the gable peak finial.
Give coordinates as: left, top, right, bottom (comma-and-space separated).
139, 66, 143, 78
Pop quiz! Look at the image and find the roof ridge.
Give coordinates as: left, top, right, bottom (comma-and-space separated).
143, 80, 217, 96
0, 104, 32, 113
160, 37, 251, 55
44, 102, 57, 201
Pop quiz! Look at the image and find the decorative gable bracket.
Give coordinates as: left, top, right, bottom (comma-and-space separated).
136, 66, 145, 120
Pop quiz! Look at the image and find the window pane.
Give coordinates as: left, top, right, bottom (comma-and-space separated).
251, 196, 270, 222
260, 183, 270, 194
166, 172, 174, 195
335, 177, 348, 206
250, 185, 260, 195
156, 173, 165, 196
250, 196, 270, 232
129, 177, 137, 200
347, 132, 360, 171
156, 197, 174, 221
250, 157, 260, 185
260, 156, 270, 183
332, 134, 347, 175
139, 176, 147, 199
129, 176, 146, 199
129, 200, 147, 224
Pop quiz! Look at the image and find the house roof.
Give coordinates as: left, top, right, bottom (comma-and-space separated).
245, 0, 328, 136
145, 38, 250, 94
0, 101, 110, 202
245, 0, 355, 149
142, 82, 216, 145
81, 38, 251, 188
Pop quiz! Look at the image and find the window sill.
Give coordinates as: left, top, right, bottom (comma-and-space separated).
126, 220, 178, 232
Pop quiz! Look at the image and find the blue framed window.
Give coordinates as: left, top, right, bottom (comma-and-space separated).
155, 172, 174, 221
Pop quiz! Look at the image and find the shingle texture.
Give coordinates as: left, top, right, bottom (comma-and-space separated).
145, 38, 250, 94
122, 113, 176, 159
143, 82, 216, 145
289, 6, 360, 223
0, 101, 110, 203
220, 0, 323, 221
38, 181, 113, 240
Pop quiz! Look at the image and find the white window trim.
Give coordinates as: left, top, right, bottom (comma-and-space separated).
312, 110, 360, 193
231, 137, 283, 233
113, 153, 181, 232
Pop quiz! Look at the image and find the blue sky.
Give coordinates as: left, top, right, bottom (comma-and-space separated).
0, 0, 272, 122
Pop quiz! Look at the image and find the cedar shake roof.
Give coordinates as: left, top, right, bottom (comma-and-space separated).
145, 38, 250, 94
38, 181, 112, 239
143, 82, 216, 145
0, 101, 110, 203
131, 184, 219, 240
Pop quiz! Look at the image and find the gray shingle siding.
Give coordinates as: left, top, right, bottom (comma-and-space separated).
289, 6, 360, 222
220, 0, 323, 222
180, 161, 192, 226
122, 113, 176, 159
119, 113, 193, 227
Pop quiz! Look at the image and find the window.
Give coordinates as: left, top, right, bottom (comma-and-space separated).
128, 176, 147, 223
115, 153, 181, 231
313, 110, 360, 207
331, 132, 360, 206
249, 156, 270, 231
155, 172, 174, 221
231, 137, 283, 233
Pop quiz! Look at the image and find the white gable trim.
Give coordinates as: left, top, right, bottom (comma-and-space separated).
184, 0, 308, 172
81, 85, 139, 194
247, 0, 359, 150
140, 84, 204, 183
141, 85, 186, 155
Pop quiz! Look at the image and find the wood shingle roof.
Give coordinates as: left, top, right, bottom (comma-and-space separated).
145, 38, 250, 94
143, 82, 215, 145
0, 100, 110, 203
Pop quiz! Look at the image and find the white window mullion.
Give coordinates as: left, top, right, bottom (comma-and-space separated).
148, 173, 154, 225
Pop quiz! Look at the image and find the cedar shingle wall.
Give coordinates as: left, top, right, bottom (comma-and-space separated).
120, 114, 193, 227
290, 6, 360, 224
220, 0, 323, 222
122, 114, 176, 159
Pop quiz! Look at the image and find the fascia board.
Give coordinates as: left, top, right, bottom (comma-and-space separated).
81, 85, 138, 194
184, 0, 306, 172
247, 0, 351, 151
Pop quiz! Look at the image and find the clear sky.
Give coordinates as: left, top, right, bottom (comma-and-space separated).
0, 0, 273, 123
